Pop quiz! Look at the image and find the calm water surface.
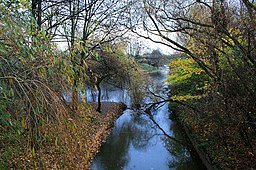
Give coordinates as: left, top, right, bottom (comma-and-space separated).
90, 66, 205, 170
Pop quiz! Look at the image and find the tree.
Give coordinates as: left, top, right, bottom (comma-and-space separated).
32, 0, 42, 29
25, 0, 132, 110
148, 49, 164, 67
65, 0, 130, 109
125, 0, 256, 168
0, 0, 68, 148
85, 47, 141, 112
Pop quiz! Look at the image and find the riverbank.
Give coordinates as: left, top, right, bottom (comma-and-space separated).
0, 102, 125, 169
170, 102, 256, 170
86, 102, 126, 168
167, 56, 256, 169
170, 108, 212, 170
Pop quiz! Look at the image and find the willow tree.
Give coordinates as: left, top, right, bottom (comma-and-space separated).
85, 46, 143, 112
0, 0, 69, 149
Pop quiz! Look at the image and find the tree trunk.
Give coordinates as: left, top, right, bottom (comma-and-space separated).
32, 0, 42, 29
96, 82, 101, 113
72, 78, 78, 111
70, 0, 78, 111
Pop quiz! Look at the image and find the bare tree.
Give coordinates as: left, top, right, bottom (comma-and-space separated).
33, 0, 132, 109
125, 1, 256, 167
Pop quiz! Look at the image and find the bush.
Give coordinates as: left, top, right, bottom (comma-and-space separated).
0, 2, 68, 168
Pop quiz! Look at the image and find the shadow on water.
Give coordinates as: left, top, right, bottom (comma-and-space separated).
90, 66, 206, 170
91, 111, 159, 170
165, 113, 207, 170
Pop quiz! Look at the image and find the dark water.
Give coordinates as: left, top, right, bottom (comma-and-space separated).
90, 66, 206, 170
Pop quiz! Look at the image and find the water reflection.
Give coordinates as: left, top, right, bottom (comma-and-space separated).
164, 117, 206, 170
85, 84, 131, 106
90, 66, 205, 170
91, 110, 168, 170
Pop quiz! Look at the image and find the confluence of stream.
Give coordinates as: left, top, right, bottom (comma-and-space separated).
90, 66, 206, 170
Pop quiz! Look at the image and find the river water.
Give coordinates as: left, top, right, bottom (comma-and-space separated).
90, 66, 205, 170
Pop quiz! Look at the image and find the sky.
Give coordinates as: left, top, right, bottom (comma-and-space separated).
142, 38, 174, 55
56, 28, 176, 55
57, 36, 175, 55
127, 30, 176, 55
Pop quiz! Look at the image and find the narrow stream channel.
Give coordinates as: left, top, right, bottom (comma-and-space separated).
90, 66, 206, 170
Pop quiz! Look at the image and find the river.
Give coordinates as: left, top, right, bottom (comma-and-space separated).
89, 66, 206, 170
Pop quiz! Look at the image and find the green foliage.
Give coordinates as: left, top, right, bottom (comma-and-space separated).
167, 1, 256, 169
86, 46, 145, 107
167, 58, 209, 101
0, 0, 144, 169
0, 111, 25, 170
115, 51, 145, 107
0, 1, 68, 165
139, 63, 158, 72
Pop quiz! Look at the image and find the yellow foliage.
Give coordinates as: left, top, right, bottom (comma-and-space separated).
171, 94, 205, 101
167, 58, 204, 84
